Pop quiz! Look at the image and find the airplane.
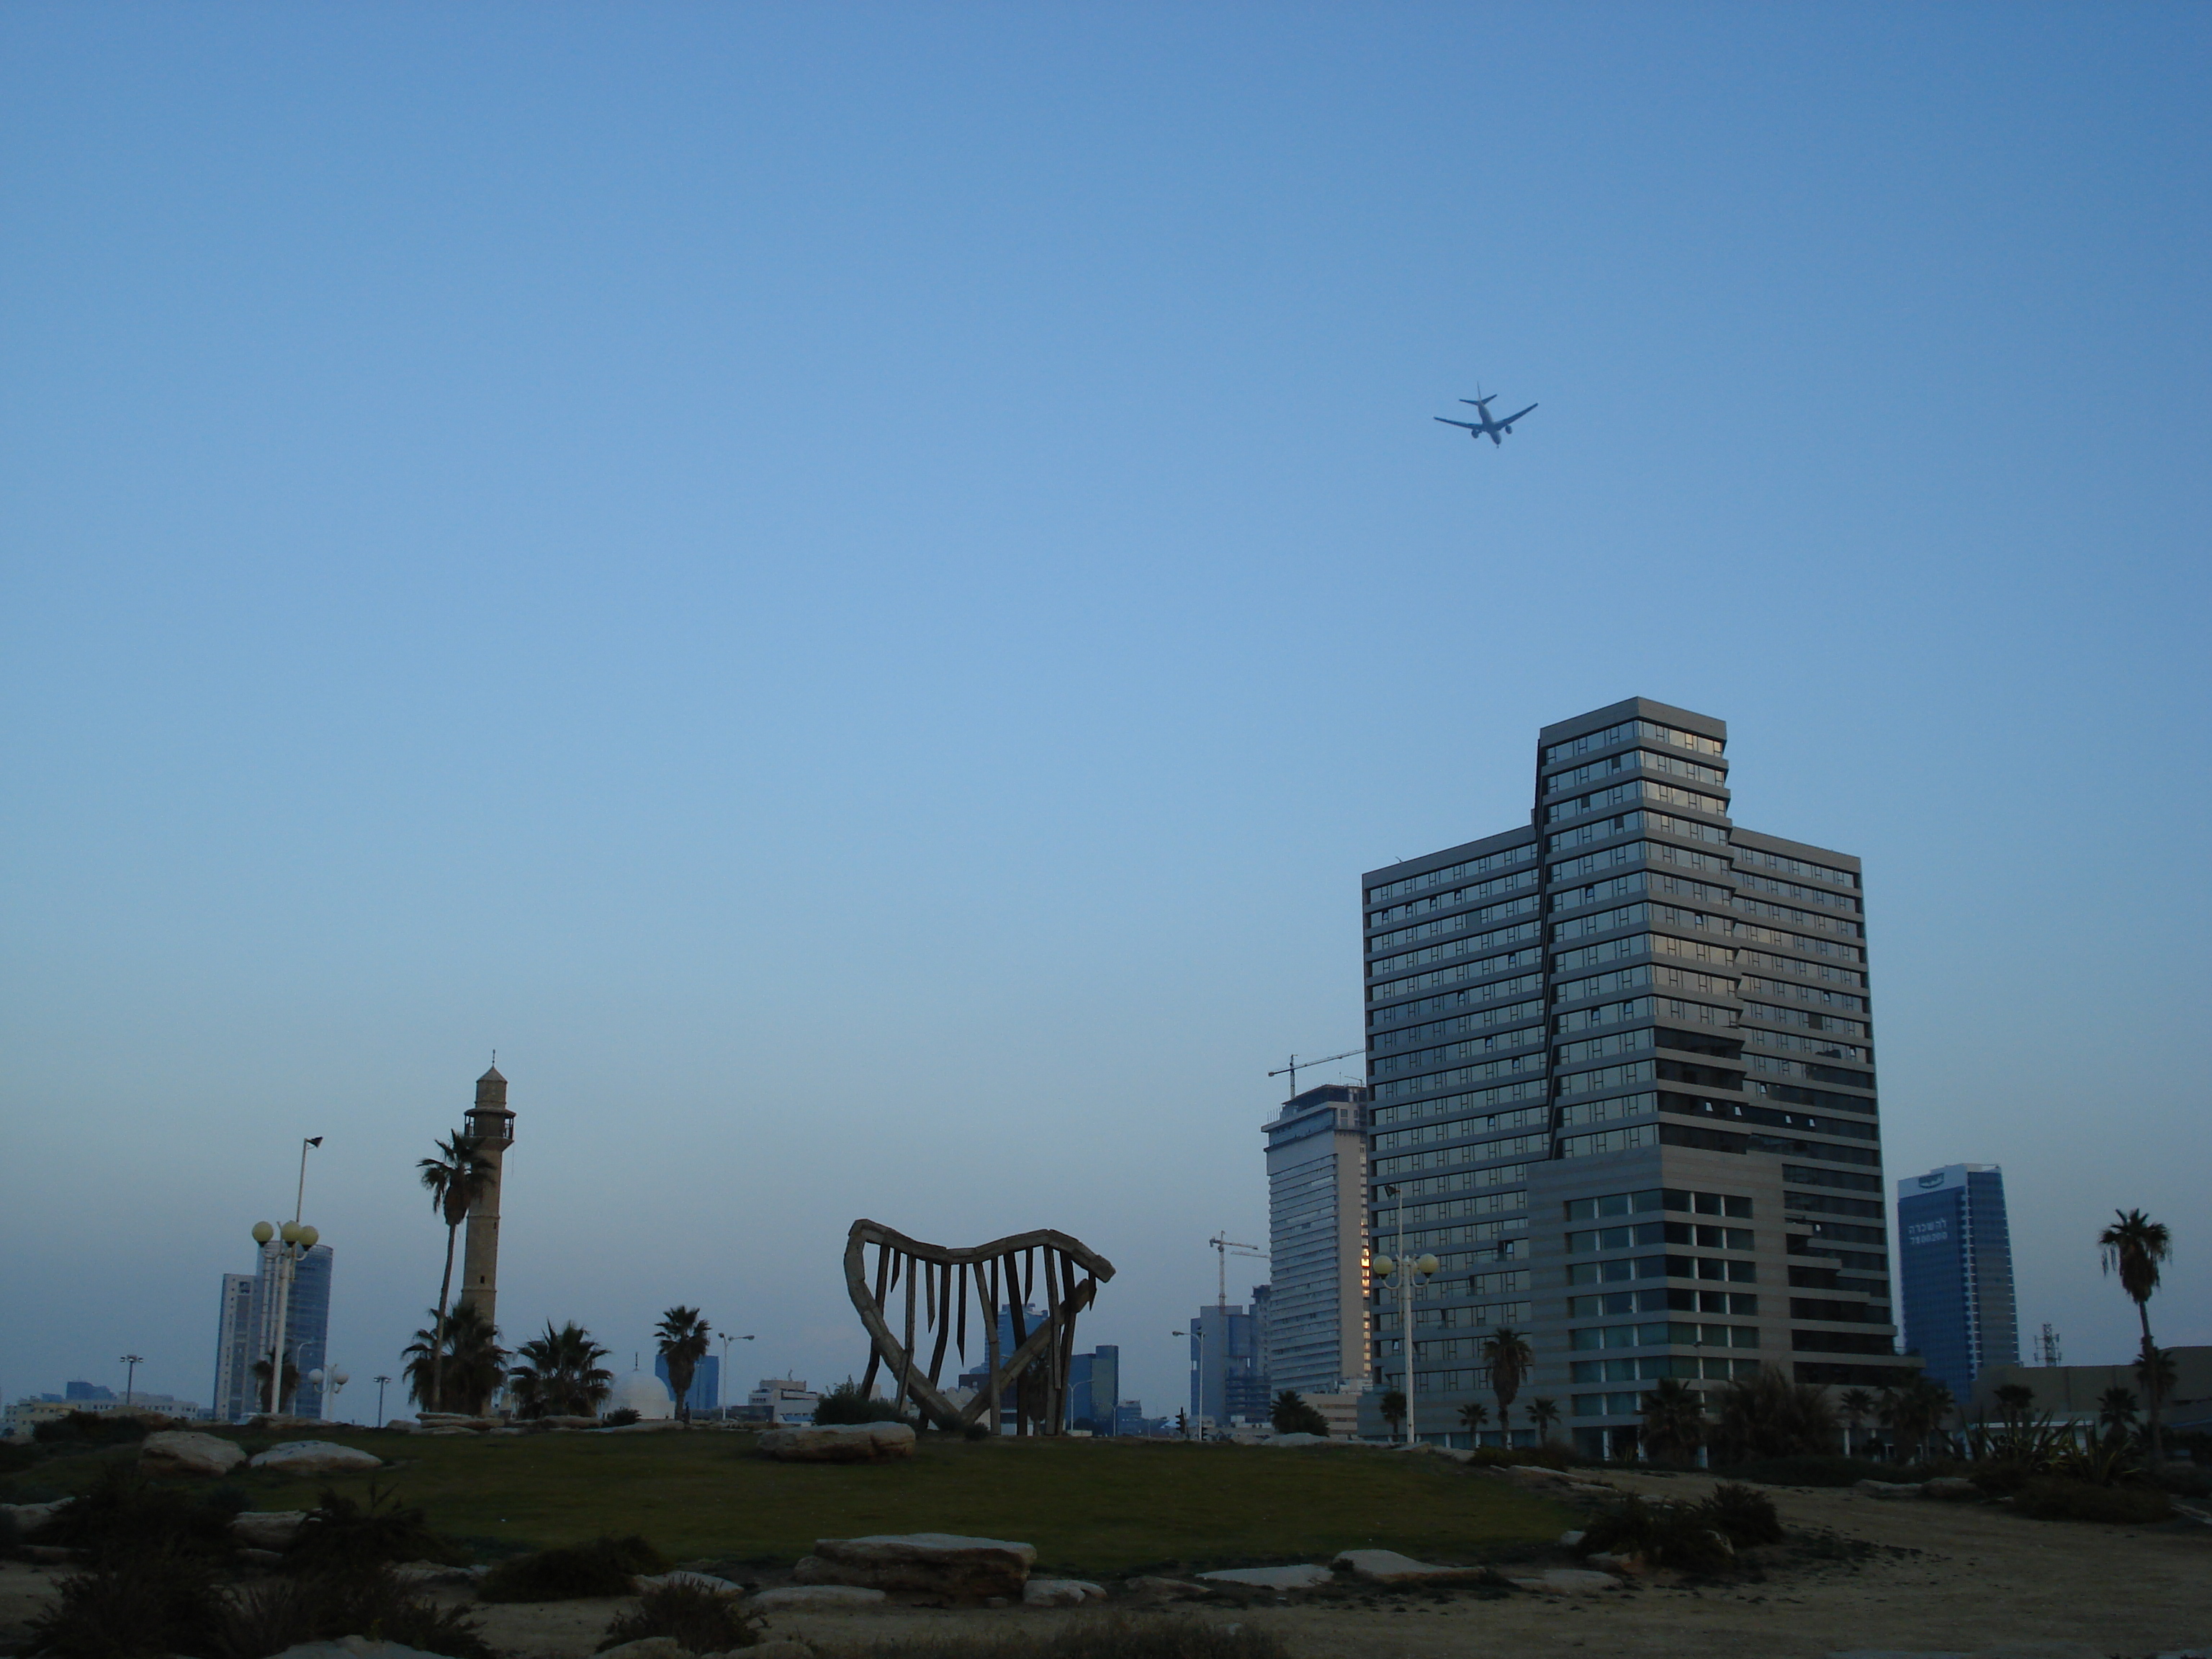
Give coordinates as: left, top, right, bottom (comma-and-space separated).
1435, 388, 1537, 446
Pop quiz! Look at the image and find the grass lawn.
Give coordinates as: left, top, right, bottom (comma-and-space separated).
7, 1431, 1571, 1577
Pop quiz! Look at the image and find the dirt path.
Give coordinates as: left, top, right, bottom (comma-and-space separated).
4, 1471, 2206, 1658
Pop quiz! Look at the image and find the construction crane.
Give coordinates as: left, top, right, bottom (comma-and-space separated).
1267, 1046, 1364, 1098
1208, 1231, 1267, 1310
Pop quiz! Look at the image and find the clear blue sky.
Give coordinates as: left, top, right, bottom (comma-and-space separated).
3, 4, 2205, 1420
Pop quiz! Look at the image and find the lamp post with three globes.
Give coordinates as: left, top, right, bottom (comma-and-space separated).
251, 1134, 325, 1417
1370, 1181, 1439, 1447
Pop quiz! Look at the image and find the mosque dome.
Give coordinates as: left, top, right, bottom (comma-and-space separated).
608, 1370, 673, 1421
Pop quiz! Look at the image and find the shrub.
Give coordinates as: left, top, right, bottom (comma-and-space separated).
602, 1408, 642, 1427
285, 1483, 465, 1575
27, 1548, 228, 1659
598, 1581, 762, 1651
853, 1619, 1290, 1659
40, 1465, 235, 1565
2013, 1480, 2175, 1525
32, 1411, 158, 1447
1709, 1455, 1899, 1488
220, 1566, 495, 1659
813, 1378, 913, 1426
1269, 1392, 1330, 1437
1694, 1483, 1784, 1547
478, 1534, 668, 1602
1575, 1496, 1735, 1573
2152, 1462, 2212, 1499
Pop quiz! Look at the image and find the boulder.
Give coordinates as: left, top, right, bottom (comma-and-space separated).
1508, 1568, 1621, 1595
141, 1430, 247, 1478
1123, 1575, 1211, 1600
268, 1641, 446, 1659
757, 1423, 915, 1463
1024, 1578, 1109, 1606
231, 1511, 311, 1550
389, 1561, 477, 1588
535, 1416, 603, 1431
248, 1441, 385, 1475
1330, 1549, 1489, 1586
796, 1533, 1035, 1598
1922, 1477, 1982, 1501
750, 1585, 888, 1610
1, 1500, 73, 1539
238, 1547, 287, 1568
1557, 1530, 1586, 1547
633, 1570, 745, 1597
1195, 1563, 1334, 1591
1853, 1479, 1925, 1499
1264, 1433, 1335, 1448
591, 1419, 688, 1434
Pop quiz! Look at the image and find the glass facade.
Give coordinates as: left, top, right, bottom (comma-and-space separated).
1897, 1164, 2018, 1401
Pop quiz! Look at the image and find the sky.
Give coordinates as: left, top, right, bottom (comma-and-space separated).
2, 2, 2206, 1423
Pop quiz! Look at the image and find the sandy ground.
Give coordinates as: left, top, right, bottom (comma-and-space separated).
3, 1470, 2206, 1658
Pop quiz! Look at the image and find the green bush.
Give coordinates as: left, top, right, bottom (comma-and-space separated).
598, 1581, 761, 1651
1574, 1496, 1735, 1573
285, 1483, 465, 1575
603, 1408, 642, 1427
1709, 1455, 1901, 1488
26, 1548, 228, 1659
853, 1619, 1290, 1659
32, 1411, 158, 1447
1694, 1482, 1784, 1547
814, 1377, 914, 1426
2013, 1480, 2174, 1525
477, 1534, 668, 1602
40, 1465, 235, 1565
220, 1566, 495, 1659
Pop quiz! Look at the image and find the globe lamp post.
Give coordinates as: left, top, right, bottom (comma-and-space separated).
1369, 1247, 1440, 1447
251, 1218, 321, 1416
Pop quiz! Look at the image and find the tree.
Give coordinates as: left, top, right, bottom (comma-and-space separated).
1457, 1401, 1490, 1439
1838, 1386, 1876, 1457
2134, 1347, 2178, 1455
1640, 1378, 1705, 1467
1380, 1390, 1408, 1437
403, 1303, 508, 1416
506, 1321, 614, 1419
251, 1352, 302, 1416
1880, 1375, 1955, 1464
2099, 1208, 2173, 1465
1481, 1326, 1533, 1440
416, 1132, 498, 1419
1709, 1365, 1839, 1463
1527, 1398, 1563, 1444
1271, 1390, 1329, 1437
1992, 1383, 2035, 1431
2096, 1385, 2141, 1446
654, 1307, 712, 1423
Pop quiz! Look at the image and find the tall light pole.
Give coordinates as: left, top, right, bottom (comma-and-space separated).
374, 1375, 391, 1426
1370, 1182, 1437, 1447
120, 1354, 144, 1408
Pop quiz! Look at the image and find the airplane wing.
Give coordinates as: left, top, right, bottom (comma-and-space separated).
1498, 403, 1537, 427
1434, 417, 1479, 430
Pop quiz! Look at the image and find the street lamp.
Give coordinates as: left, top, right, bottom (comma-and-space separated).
120, 1355, 144, 1409
307, 1367, 350, 1421
373, 1375, 392, 1426
250, 1217, 321, 1416
1370, 1181, 1439, 1447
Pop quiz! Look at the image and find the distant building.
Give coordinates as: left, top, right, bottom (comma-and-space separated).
64, 1380, 115, 1401
1190, 1298, 1269, 1427
654, 1353, 719, 1414
746, 1377, 819, 1424
1972, 1346, 2212, 1436
953, 1305, 1053, 1431
212, 1243, 335, 1421
5, 1393, 206, 1440
1898, 1165, 2018, 1400
1066, 1346, 1120, 1433
1263, 1084, 1370, 1397
1112, 1399, 1148, 1437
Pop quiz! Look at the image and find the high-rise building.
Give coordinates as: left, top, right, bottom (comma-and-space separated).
1189, 1298, 1269, 1427
1262, 1084, 1370, 1397
654, 1352, 720, 1414
1898, 1164, 2018, 1401
212, 1244, 335, 1421
1066, 1345, 1120, 1432
1362, 698, 1909, 1457
457, 1066, 515, 1329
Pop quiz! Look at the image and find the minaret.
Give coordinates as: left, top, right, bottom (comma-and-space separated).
457, 1066, 514, 1329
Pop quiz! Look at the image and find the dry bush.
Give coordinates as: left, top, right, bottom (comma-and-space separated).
26, 1549, 229, 1659
477, 1532, 667, 1601
598, 1581, 761, 1651
218, 1566, 495, 1659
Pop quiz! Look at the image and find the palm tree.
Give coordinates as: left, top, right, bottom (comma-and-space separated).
508, 1321, 615, 1419
1710, 1365, 1838, 1463
251, 1352, 302, 1416
1881, 1375, 1954, 1464
1639, 1377, 1705, 1466
1380, 1390, 1407, 1437
2096, 1385, 2140, 1447
2134, 1346, 2178, 1456
1838, 1386, 1875, 1457
1457, 1401, 1490, 1440
1992, 1382, 2034, 1429
655, 1306, 711, 1423
2099, 1208, 2172, 1464
403, 1303, 508, 1416
1480, 1326, 1533, 1442
1527, 1397, 1563, 1444
417, 1132, 498, 1417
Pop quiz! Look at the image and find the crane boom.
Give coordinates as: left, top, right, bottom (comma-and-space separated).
1267, 1046, 1364, 1097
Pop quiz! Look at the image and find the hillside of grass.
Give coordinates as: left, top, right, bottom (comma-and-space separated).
3, 1430, 1569, 1576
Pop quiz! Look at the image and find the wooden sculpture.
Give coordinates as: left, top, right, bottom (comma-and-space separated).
843, 1218, 1115, 1436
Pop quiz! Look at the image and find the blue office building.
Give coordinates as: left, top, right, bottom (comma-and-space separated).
1897, 1164, 2018, 1401
653, 1353, 719, 1414
1066, 1345, 1120, 1434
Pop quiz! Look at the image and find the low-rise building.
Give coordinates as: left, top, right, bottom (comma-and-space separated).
745, 1377, 820, 1425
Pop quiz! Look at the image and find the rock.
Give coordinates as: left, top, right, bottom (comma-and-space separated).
385, 1419, 422, 1432
1585, 1551, 1642, 1574
1, 1500, 72, 1539
750, 1642, 817, 1659
535, 1415, 602, 1430
634, 1570, 745, 1596
1508, 1568, 1620, 1595
140, 1429, 248, 1478
757, 1423, 916, 1463
24, 1545, 81, 1565
592, 1419, 689, 1434
248, 1440, 385, 1475
238, 1547, 287, 1567
1494, 1462, 1577, 1485
1557, 1530, 1586, 1547
1331, 1550, 1489, 1586
1195, 1563, 1334, 1591
268, 1640, 446, 1659
413, 1413, 500, 1431
1852, 1478, 1923, 1498
1922, 1477, 1982, 1501
796, 1533, 1035, 1598
750, 1585, 888, 1610
231, 1510, 311, 1550
595, 1641, 691, 1659
1124, 1575, 1211, 1600
1024, 1578, 1109, 1606
390, 1561, 477, 1587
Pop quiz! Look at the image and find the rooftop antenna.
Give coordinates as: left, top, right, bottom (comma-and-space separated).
1267, 1047, 1364, 1099
1207, 1232, 1267, 1311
